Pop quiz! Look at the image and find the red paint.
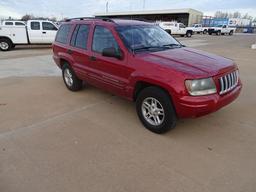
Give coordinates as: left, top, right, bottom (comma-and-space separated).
53, 19, 242, 118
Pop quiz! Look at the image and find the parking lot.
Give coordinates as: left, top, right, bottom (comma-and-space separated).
0, 34, 256, 192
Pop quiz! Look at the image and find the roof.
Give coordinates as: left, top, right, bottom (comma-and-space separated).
95, 8, 203, 17
64, 17, 153, 26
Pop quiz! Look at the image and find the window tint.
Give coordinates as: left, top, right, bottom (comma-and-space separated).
31, 22, 40, 30
42, 22, 57, 30
5, 22, 13, 25
15, 22, 25, 26
71, 25, 89, 49
55, 24, 72, 44
92, 26, 119, 53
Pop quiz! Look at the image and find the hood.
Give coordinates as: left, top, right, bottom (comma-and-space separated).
139, 47, 235, 77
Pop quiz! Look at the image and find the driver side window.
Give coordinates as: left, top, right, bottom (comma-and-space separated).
92, 26, 119, 54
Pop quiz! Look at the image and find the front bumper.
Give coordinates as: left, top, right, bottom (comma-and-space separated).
174, 84, 242, 118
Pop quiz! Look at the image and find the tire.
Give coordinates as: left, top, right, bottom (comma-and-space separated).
186, 31, 192, 38
62, 63, 83, 91
208, 32, 212, 35
229, 30, 234, 36
203, 30, 207, 34
136, 86, 177, 134
165, 30, 172, 35
0, 38, 12, 51
180, 35, 185, 37
216, 31, 221, 36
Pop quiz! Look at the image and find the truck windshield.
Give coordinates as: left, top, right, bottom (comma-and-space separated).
116, 25, 182, 53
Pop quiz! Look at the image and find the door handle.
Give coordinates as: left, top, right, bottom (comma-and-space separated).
67, 49, 73, 55
42, 31, 46, 34
89, 56, 97, 61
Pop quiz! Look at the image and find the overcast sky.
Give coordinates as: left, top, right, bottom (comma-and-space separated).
0, 0, 256, 19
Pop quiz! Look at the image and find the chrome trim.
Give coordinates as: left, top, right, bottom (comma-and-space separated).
219, 70, 239, 95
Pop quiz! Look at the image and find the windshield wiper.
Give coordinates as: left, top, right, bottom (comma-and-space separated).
133, 46, 166, 52
162, 43, 182, 48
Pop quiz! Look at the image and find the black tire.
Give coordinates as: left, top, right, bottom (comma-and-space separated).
203, 30, 207, 34
180, 35, 185, 37
229, 30, 234, 36
186, 31, 192, 38
0, 38, 12, 51
62, 63, 83, 91
208, 32, 212, 35
216, 31, 221, 36
165, 29, 172, 35
136, 86, 177, 134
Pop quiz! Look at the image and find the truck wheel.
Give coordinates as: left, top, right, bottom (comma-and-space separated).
165, 30, 172, 35
203, 30, 207, 34
62, 63, 83, 91
0, 38, 12, 51
217, 31, 221, 36
136, 86, 177, 134
229, 31, 234, 36
186, 31, 192, 38
208, 32, 212, 35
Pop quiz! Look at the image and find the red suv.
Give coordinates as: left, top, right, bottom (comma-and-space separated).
52, 18, 242, 134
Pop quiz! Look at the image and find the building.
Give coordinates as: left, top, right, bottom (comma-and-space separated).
95, 8, 203, 26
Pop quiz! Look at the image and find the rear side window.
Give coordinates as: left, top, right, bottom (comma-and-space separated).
42, 22, 58, 30
55, 24, 72, 44
15, 22, 25, 26
70, 24, 90, 49
5, 22, 13, 25
31, 22, 40, 30
92, 26, 119, 53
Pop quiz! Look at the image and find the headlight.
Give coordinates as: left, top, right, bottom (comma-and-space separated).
185, 78, 216, 96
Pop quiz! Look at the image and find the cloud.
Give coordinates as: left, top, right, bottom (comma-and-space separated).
0, 5, 22, 19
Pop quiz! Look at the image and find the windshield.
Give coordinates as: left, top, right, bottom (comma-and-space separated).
116, 25, 182, 53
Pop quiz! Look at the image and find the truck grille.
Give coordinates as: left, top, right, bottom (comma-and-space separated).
219, 70, 239, 95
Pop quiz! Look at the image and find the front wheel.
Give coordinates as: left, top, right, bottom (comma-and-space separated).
62, 63, 83, 91
136, 87, 177, 134
229, 31, 234, 36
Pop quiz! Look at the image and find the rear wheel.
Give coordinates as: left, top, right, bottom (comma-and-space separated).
186, 31, 192, 38
229, 30, 234, 36
216, 30, 221, 36
0, 38, 12, 51
136, 86, 177, 134
203, 30, 207, 34
165, 29, 172, 35
62, 63, 83, 91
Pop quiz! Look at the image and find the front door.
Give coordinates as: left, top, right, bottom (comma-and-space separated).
41, 21, 58, 43
89, 25, 132, 97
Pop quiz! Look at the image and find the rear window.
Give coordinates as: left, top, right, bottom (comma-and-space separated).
70, 24, 90, 49
31, 22, 40, 30
55, 24, 72, 44
15, 22, 25, 26
5, 22, 13, 25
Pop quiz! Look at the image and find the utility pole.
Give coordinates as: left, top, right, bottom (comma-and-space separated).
106, 1, 109, 13
143, 0, 145, 10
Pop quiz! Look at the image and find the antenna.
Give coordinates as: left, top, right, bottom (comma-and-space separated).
106, 1, 109, 13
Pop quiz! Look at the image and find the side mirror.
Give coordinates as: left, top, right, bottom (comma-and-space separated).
102, 47, 124, 60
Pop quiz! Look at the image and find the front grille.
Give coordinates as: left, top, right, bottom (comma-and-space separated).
219, 70, 239, 95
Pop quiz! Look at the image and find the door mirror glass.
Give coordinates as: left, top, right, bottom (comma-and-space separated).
102, 47, 123, 60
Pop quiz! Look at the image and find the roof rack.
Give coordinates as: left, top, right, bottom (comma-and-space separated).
65, 17, 115, 23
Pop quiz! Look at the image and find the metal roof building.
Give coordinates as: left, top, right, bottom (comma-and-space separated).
95, 8, 203, 26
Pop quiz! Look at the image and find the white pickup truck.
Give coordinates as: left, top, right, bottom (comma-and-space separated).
186, 24, 208, 34
0, 20, 58, 51
208, 24, 236, 36
158, 22, 193, 37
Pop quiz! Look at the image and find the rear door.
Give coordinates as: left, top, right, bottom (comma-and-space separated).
41, 21, 58, 43
68, 23, 92, 79
27, 21, 42, 43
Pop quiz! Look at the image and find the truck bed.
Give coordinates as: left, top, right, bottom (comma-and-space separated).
0, 25, 28, 44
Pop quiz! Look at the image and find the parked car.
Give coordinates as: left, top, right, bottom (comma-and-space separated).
208, 24, 236, 35
52, 18, 242, 134
187, 24, 208, 34
158, 21, 193, 37
0, 20, 58, 51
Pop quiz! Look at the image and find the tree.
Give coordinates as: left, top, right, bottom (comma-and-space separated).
21, 14, 34, 21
